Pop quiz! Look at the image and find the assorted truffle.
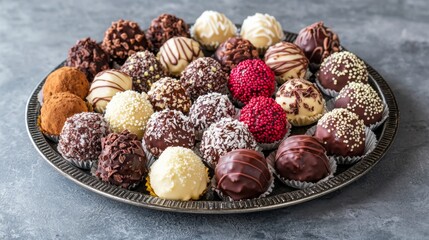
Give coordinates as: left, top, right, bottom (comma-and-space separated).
147, 77, 192, 113
214, 37, 259, 73
42, 67, 89, 102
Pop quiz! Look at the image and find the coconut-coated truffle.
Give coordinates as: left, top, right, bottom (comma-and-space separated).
147, 77, 192, 114
42, 67, 89, 102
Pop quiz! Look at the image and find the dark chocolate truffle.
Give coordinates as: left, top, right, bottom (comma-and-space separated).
215, 149, 271, 200
95, 130, 147, 189
147, 77, 192, 113
66, 37, 110, 81
214, 37, 259, 73
120, 50, 168, 92
180, 57, 228, 100
143, 109, 195, 157
275, 135, 330, 182
146, 14, 190, 52
294, 21, 340, 64
314, 108, 365, 157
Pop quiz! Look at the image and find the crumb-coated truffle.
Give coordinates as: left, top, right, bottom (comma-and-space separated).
95, 130, 147, 189
120, 51, 167, 92
214, 37, 259, 73
147, 77, 192, 113
66, 37, 110, 81
42, 67, 89, 102
180, 57, 228, 100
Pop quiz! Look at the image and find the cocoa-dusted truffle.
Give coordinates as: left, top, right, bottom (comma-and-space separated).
42, 67, 89, 102
143, 109, 195, 157
95, 130, 147, 189
275, 135, 330, 182
58, 112, 110, 163
318, 51, 368, 92
294, 21, 340, 64
102, 19, 150, 63
66, 37, 110, 81
215, 149, 271, 200
147, 77, 192, 113
180, 57, 228, 100
214, 37, 259, 73
146, 14, 190, 52
120, 51, 167, 92
335, 82, 384, 125
314, 108, 365, 157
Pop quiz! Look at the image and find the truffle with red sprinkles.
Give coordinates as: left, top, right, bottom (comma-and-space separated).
214, 37, 259, 73
147, 77, 192, 114
200, 118, 258, 166
239, 96, 289, 144
143, 109, 195, 157
228, 59, 276, 105
314, 108, 365, 157
335, 82, 384, 125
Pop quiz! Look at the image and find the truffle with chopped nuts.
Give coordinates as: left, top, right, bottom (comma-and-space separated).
147, 77, 192, 114
214, 37, 259, 73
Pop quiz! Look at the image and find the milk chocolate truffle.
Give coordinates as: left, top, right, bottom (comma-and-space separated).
58, 112, 110, 163
314, 108, 365, 157
120, 51, 167, 92
95, 130, 147, 189
104, 90, 154, 139
86, 69, 132, 113
294, 21, 340, 64
275, 135, 330, 182
66, 37, 110, 81
192, 11, 237, 50
215, 149, 271, 200
335, 82, 384, 125
240, 13, 285, 54
318, 51, 368, 92
180, 57, 228, 100
143, 109, 195, 157
264, 42, 309, 84
102, 19, 150, 63
148, 147, 209, 201
275, 79, 324, 126
40, 92, 88, 136
158, 37, 203, 76
146, 14, 191, 52
42, 67, 89, 102
214, 37, 259, 73
147, 77, 192, 113
200, 118, 258, 166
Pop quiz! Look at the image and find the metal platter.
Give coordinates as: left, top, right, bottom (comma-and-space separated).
26, 30, 399, 214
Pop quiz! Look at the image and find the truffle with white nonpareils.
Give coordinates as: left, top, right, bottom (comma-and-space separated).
147, 77, 192, 114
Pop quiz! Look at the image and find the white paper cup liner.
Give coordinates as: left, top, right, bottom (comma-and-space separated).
142, 143, 158, 168
257, 122, 291, 151
314, 73, 339, 98
57, 146, 95, 170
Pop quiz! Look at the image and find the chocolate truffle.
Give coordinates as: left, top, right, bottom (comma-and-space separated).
214, 37, 259, 73
191, 11, 237, 50
58, 112, 110, 163
275, 78, 325, 126
120, 51, 167, 92
264, 42, 309, 84
143, 109, 195, 157
86, 69, 133, 113
239, 96, 289, 144
42, 67, 89, 102
148, 147, 209, 201
102, 19, 150, 63
335, 82, 384, 125
189, 93, 236, 135
95, 130, 147, 189
215, 149, 271, 200
147, 77, 192, 113
294, 21, 340, 64
146, 14, 190, 52
275, 135, 330, 182
40, 92, 88, 136
104, 90, 154, 139
314, 108, 365, 157
66, 37, 110, 81
240, 13, 285, 54
158, 37, 203, 76
180, 57, 228, 100
200, 118, 258, 166
228, 59, 276, 105
318, 51, 368, 92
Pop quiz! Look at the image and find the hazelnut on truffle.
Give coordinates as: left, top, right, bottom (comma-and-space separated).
42, 67, 89, 102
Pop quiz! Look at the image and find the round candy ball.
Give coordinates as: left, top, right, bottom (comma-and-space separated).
147, 77, 192, 114
42, 67, 89, 102
213, 37, 259, 73
146, 14, 190, 52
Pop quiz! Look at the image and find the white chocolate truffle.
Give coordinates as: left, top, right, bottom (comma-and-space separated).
86, 70, 132, 113
148, 147, 209, 201
191, 11, 237, 50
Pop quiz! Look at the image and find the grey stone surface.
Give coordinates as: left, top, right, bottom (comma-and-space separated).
0, 0, 428, 239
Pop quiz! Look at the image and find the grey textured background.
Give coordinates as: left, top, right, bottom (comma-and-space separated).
1, 0, 428, 239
